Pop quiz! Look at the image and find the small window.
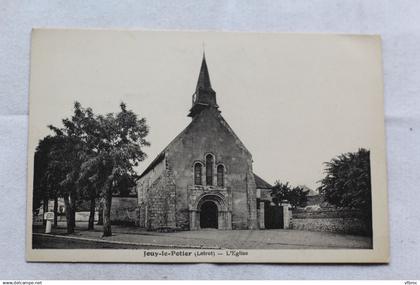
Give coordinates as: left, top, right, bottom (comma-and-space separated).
194, 163, 202, 185
206, 154, 214, 185
217, 165, 224, 187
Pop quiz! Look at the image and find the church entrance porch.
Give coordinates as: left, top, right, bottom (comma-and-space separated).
188, 189, 232, 230
200, 201, 218, 229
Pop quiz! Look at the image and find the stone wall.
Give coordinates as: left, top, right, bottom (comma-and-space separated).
137, 156, 166, 204
54, 211, 98, 222
291, 208, 372, 236
110, 197, 139, 226
142, 172, 177, 231
36, 197, 136, 225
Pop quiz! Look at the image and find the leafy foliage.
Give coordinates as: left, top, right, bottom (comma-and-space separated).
318, 148, 372, 214
78, 102, 150, 236
271, 181, 309, 208
33, 135, 65, 214
33, 101, 150, 235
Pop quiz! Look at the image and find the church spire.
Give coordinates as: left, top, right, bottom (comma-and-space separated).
188, 53, 218, 118
196, 52, 212, 91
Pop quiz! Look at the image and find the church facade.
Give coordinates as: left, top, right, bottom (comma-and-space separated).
137, 55, 273, 231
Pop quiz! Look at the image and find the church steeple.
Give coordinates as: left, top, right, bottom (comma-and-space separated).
196, 53, 212, 91
188, 53, 218, 118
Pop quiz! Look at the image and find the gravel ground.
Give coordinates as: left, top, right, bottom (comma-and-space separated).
32, 222, 372, 249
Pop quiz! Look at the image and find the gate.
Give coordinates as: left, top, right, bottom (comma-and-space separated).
264, 203, 284, 229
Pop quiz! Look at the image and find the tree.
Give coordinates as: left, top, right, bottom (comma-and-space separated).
77, 178, 98, 230
46, 102, 95, 233
47, 133, 82, 233
34, 101, 149, 236
318, 148, 372, 209
33, 132, 81, 233
271, 181, 309, 208
33, 135, 63, 226
33, 137, 50, 217
318, 149, 371, 211
79, 102, 149, 236
318, 148, 372, 231
70, 105, 102, 230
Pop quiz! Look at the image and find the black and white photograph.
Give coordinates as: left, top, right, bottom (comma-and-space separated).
26, 29, 388, 263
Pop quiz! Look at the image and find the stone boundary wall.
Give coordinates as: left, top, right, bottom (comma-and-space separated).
35, 197, 138, 225
110, 197, 139, 226
291, 208, 371, 236
57, 212, 98, 222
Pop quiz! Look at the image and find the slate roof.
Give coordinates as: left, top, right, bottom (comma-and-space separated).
196, 54, 212, 91
253, 173, 272, 189
138, 151, 165, 179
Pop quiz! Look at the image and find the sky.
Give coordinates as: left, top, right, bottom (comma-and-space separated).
28, 29, 385, 190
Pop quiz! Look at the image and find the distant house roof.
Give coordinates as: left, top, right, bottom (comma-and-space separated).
299, 185, 319, 196
253, 173, 272, 189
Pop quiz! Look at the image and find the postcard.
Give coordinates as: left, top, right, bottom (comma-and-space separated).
27, 29, 388, 263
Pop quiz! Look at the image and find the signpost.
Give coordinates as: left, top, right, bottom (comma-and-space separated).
44, 212, 54, 233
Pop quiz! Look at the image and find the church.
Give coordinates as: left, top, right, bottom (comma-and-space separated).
136, 54, 274, 231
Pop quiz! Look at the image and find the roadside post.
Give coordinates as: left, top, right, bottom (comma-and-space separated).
280, 200, 292, 229
44, 212, 54, 233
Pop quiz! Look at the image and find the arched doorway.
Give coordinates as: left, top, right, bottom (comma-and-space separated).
190, 192, 232, 230
200, 201, 218, 229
